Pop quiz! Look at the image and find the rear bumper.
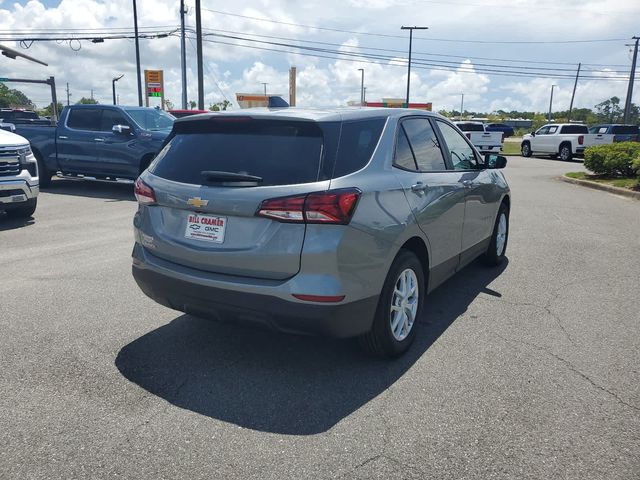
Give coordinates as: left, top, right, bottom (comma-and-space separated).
132, 243, 378, 338
575, 147, 585, 156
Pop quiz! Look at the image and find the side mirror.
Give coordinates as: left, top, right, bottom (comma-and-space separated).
531, 131, 536, 136
484, 154, 507, 169
112, 124, 131, 134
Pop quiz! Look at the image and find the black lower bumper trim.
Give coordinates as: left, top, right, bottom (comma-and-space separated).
132, 263, 378, 338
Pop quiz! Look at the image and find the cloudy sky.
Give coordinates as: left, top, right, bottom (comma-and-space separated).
0, 0, 638, 112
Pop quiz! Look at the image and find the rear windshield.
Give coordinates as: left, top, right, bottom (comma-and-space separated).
151, 117, 385, 186
1, 111, 38, 120
456, 123, 484, 132
560, 125, 588, 134
611, 125, 639, 134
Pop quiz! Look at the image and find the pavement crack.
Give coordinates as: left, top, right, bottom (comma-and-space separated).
494, 332, 640, 413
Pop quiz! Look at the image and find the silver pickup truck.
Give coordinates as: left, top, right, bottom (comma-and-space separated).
0, 128, 39, 219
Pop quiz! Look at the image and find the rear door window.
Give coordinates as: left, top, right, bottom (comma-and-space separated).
401, 118, 446, 171
151, 119, 325, 187
611, 125, 638, 134
67, 108, 102, 131
393, 127, 418, 171
560, 125, 588, 134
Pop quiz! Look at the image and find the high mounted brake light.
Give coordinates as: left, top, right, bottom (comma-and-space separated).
256, 188, 361, 225
134, 178, 156, 205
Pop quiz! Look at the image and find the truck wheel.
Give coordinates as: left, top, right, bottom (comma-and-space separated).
6, 198, 37, 219
35, 152, 52, 188
521, 142, 532, 157
359, 250, 424, 358
559, 144, 573, 161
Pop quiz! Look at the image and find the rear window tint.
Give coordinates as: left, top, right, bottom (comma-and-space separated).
456, 123, 484, 132
560, 125, 588, 134
332, 118, 385, 177
611, 125, 639, 134
152, 119, 324, 186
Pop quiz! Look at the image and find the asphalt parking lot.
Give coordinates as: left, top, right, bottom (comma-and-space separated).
1, 157, 639, 479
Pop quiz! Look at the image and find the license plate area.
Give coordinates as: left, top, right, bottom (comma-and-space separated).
184, 213, 227, 244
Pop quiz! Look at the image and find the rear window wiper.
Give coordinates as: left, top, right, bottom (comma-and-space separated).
201, 170, 263, 186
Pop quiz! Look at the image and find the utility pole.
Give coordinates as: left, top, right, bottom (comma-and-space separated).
363, 87, 367, 103
623, 36, 639, 124
195, 0, 204, 110
65, 82, 71, 106
460, 93, 464, 119
357, 68, 365, 105
548, 84, 557, 122
180, 0, 188, 110
262, 83, 268, 96
132, 0, 143, 106
400, 26, 428, 107
90, 89, 94, 100
568, 63, 581, 121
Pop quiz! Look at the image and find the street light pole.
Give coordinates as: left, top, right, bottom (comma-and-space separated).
357, 68, 365, 105
548, 84, 557, 122
460, 93, 464, 120
623, 36, 639, 124
112, 74, 124, 105
180, 0, 188, 110
132, 0, 143, 107
262, 82, 268, 96
401, 26, 428, 107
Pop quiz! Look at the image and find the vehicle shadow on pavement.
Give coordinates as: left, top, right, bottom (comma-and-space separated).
0, 213, 35, 231
116, 259, 508, 435
43, 179, 135, 202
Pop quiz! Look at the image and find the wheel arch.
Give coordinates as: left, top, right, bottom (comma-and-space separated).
398, 236, 430, 290
559, 140, 572, 154
139, 152, 156, 175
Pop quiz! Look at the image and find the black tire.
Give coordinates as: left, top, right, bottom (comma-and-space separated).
483, 203, 509, 266
35, 152, 52, 188
5, 198, 37, 219
359, 250, 425, 358
559, 143, 573, 161
521, 141, 532, 157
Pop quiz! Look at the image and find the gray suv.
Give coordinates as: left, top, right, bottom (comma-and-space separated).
132, 108, 510, 357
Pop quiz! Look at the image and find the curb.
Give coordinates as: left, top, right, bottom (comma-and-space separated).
560, 175, 640, 201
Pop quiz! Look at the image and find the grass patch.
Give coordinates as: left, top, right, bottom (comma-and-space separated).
501, 141, 522, 155
565, 172, 640, 190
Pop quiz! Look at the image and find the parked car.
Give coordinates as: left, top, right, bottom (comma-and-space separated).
521, 123, 613, 161
168, 109, 210, 118
14, 105, 174, 187
454, 122, 503, 154
0, 108, 51, 126
0, 127, 39, 218
131, 108, 511, 358
486, 123, 515, 138
588, 124, 639, 143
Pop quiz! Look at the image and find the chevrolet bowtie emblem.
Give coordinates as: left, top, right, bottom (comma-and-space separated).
187, 197, 209, 208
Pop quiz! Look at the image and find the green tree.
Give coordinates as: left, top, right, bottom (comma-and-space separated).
209, 100, 232, 111
76, 97, 98, 105
188, 100, 197, 110
40, 102, 64, 119
0, 83, 35, 109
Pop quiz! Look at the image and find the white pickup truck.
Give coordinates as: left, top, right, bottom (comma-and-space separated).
521, 123, 612, 161
454, 122, 503, 154
0, 128, 39, 218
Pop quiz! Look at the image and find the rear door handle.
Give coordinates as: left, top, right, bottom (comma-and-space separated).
58, 135, 68, 139
94, 138, 105, 142
411, 182, 428, 192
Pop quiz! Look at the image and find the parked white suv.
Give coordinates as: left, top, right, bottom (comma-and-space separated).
521, 123, 612, 161
0, 128, 39, 219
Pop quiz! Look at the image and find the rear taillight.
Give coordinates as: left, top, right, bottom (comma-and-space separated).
134, 178, 156, 205
257, 188, 361, 225
578, 135, 584, 145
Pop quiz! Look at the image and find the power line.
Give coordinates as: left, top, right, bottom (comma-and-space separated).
200, 27, 636, 75
200, 8, 629, 44
189, 31, 629, 81
187, 34, 629, 82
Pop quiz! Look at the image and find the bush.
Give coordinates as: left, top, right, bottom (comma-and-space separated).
633, 155, 640, 178
584, 142, 640, 177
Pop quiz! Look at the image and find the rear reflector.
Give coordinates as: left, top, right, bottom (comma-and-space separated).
292, 294, 345, 303
257, 188, 361, 225
134, 178, 156, 205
